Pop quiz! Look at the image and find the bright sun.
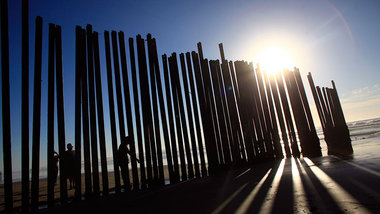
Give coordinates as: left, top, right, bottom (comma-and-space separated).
254, 46, 293, 74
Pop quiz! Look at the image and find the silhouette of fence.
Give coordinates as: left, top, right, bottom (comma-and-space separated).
0, 1, 352, 212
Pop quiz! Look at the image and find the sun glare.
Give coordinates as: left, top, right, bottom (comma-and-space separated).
255, 46, 293, 74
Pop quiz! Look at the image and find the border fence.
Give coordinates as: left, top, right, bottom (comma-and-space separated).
1, 0, 352, 212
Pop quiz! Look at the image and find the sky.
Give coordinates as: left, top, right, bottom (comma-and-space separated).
1, 0, 380, 174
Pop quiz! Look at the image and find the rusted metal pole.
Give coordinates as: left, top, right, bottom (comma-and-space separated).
1, 0, 13, 211
74, 26, 85, 200
129, 37, 147, 188
191, 51, 216, 175
150, 37, 175, 183
307, 73, 326, 130
187, 52, 207, 176
147, 34, 165, 184
111, 31, 130, 189
21, 0, 30, 210
255, 66, 274, 159
74, 25, 83, 200
168, 53, 188, 180
247, 63, 266, 158
269, 74, 291, 157
47, 23, 56, 207
93, 31, 109, 194
163, 54, 181, 182
198, 43, 223, 169
104, 31, 121, 193
219, 44, 245, 164
209, 60, 232, 166
31, 16, 43, 210
55, 25, 68, 203
276, 73, 300, 157
262, 71, 283, 159
86, 25, 100, 194
81, 28, 93, 196
180, 53, 199, 177
136, 35, 154, 186
119, 31, 139, 190
234, 61, 261, 160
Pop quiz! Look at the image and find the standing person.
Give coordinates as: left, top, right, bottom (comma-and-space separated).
53, 150, 59, 185
117, 136, 139, 190
62, 143, 76, 189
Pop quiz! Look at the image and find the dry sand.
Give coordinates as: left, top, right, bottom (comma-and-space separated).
0, 166, 171, 212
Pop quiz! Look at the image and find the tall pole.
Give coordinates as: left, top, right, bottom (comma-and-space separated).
162, 54, 180, 182
111, 31, 130, 189
147, 34, 164, 184
81, 28, 93, 196
179, 53, 197, 178
186, 52, 207, 176
136, 35, 154, 186
31, 16, 43, 210
152, 39, 175, 183
55, 25, 68, 203
182, 53, 201, 178
118, 31, 139, 190
1, 0, 14, 211
93, 32, 109, 194
104, 31, 121, 192
47, 23, 56, 208
21, 0, 30, 211
168, 54, 188, 180
86, 25, 100, 194
129, 37, 147, 189
74, 26, 83, 199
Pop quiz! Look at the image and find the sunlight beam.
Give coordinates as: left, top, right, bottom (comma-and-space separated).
212, 183, 249, 214
257, 159, 286, 214
235, 169, 272, 214
304, 158, 371, 214
291, 158, 310, 213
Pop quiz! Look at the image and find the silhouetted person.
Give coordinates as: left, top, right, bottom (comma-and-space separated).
117, 136, 139, 190
53, 150, 59, 185
62, 143, 75, 189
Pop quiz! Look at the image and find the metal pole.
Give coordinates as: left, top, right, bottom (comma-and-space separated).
1, 0, 14, 211
47, 23, 55, 207
187, 52, 207, 176
74, 26, 82, 199
149, 37, 175, 184
136, 35, 154, 187
118, 31, 139, 190
55, 25, 68, 203
93, 32, 109, 194
179, 53, 198, 177
21, 0, 30, 210
86, 25, 100, 194
104, 31, 121, 193
269, 74, 291, 157
80, 28, 92, 196
168, 53, 188, 180
162, 54, 180, 182
262, 71, 283, 159
129, 37, 147, 188
147, 34, 165, 184
31, 16, 43, 210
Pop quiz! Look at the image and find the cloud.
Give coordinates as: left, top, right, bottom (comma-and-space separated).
339, 85, 380, 121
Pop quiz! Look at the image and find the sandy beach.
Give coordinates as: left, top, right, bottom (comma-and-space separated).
0, 166, 172, 212
38, 137, 380, 214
